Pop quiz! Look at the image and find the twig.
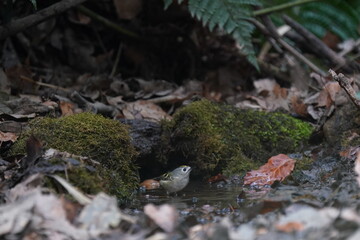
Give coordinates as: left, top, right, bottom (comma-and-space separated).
70, 91, 117, 116
250, 19, 326, 76
110, 43, 123, 78
0, 0, 88, 40
282, 15, 350, 69
76, 5, 140, 40
329, 69, 360, 110
20, 75, 70, 92
254, 0, 322, 16
258, 60, 290, 83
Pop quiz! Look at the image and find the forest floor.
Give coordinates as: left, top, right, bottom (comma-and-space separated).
1, 1, 360, 239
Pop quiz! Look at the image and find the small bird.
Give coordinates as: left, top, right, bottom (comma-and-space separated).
159, 165, 192, 194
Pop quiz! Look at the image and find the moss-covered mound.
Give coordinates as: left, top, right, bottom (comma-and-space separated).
161, 100, 313, 177
11, 112, 138, 200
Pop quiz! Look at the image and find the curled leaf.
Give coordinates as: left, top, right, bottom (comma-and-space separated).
140, 179, 160, 190
244, 154, 296, 186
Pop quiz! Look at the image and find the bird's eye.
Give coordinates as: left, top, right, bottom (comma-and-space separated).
182, 168, 187, 172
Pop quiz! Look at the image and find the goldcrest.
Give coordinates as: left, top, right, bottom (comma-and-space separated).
160, 165, 191, 193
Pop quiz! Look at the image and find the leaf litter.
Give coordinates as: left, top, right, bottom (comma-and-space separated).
1, 1, 360, 239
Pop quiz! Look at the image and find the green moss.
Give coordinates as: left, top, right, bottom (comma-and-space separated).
293, 156, 314, 171
161, 100, 313, 177
10, 112, 138, 200
57, 166, 105, 194
290, 156, 316, 184
341, 129, 360, 149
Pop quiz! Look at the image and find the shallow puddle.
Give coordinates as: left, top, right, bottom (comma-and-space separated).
137, 181, 244, 208
132, 181, 275, 224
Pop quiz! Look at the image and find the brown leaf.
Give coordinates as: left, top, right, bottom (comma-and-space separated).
325, 82, 341, 102
140, 179, 160, 190
0, 131, 18, 143
60, 101, 75, 116
276, 221, 304, 233
144, 204, 178, 232
113, 0, 142, 20
291, 95, 308, 117
122, 100, 171, 122
317, 82, 341, 108
273, 83, 288, 99
22, 136, 42, 169
339, 145, 360, 159
244, 154, 296, 186
208, 173, 227, 183
354, 151, 360, 187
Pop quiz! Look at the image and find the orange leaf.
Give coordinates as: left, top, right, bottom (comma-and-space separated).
208, 173, 227, 183
140, 179, 160, 190
60, 101, 75, 116
244, 154, 296, 186
291, 95, 308, 117
276, 221, 304, 233
354, 151, 360, 187
0, 131, 18, 143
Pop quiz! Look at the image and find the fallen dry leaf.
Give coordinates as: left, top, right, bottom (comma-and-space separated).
340, 145, 360, 159
60, 101, 75, 116
0, 131, 18, 143
291, 95, 308, 117
122, 100, 171, 122
244, 154, 296, 186
144, 204, 178, 233
208, 173, 227, 184
254, 78, 276, 97
276, 221, 304, 233
252, 79, 290, 111
354, 151, 360, 187
273, 84, 288, 99
317, 82, 341, 108
113, 0, 142, 20
140, 179, 160, 190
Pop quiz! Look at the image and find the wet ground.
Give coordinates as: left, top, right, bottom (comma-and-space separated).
127, 154, 360, 239
137, 181, 245, 209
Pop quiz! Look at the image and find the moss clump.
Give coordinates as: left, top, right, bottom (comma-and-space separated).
293, 156, 314, 171
11, 112, 138, 200
50, 164, 105, 195
161, 99, 313, 177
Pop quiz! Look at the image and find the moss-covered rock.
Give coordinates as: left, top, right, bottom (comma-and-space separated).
323, 103, 360, 146
10, 112, 138, 200
161, 99, 313, 177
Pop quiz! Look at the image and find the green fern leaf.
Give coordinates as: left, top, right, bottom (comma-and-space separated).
164, 0, 261, 69
294, 1, 360, 40
163, 0, 174, 9
28, 0, 37, 10
300, 2, 359, 39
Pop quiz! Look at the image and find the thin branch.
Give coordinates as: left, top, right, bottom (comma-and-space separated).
20, 75, 69, 92
250, 19, 326, 76
76, 5, 140, 40
328, 69, 360, 110
110, 43, 123, 78
282, 15, 347, 67
0, 0, 88, 40
254, 0, 322, 16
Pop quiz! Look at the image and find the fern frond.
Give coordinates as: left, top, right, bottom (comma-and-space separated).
261, 0, 360, 41
163, 0, 174, 9
164, 0, 262, 69
298, 2, 359, 40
